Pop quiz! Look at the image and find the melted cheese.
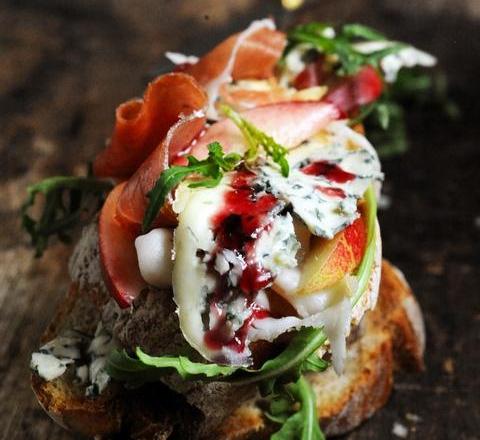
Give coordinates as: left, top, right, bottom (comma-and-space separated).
171, 121, 382, 368
172, 181, 236, 363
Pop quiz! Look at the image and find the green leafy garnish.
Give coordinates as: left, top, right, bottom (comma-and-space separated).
142, 141, 241, 232
221, 105, 290, 177
269, 376, 325, 440
106, 348, 238, 383
363, 99, 408, 158
234, 327, 327, 388
352, 186, 377, 305
285, 22, 406, 76
353, 69, 458, 158
300, 352, 330, 374
21, 176, 113, 256
107, 327, 328, 386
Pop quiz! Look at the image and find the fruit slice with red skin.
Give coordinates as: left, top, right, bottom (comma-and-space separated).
294, 213, 366, 296
293, 56, 329, 90
180, 28, 286, 85
175, 101, 340, 164
294, 60, 383, 116
93, 73, 207, 179
99, 182, 146, 308
324, 65, 383, 115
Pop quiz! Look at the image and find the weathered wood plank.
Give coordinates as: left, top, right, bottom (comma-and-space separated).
1, 1, 479, 439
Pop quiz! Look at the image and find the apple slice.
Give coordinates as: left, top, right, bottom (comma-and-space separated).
295, 214, 366, 296
98, 183, 146, 308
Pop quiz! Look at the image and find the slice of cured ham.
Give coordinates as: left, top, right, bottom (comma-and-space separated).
98, 182, 147, 308
93, 73, 207, 179
182, 25, 285, 86
116, 112, 206, 232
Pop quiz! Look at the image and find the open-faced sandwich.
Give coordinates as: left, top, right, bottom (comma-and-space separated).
24, 19, 434, 439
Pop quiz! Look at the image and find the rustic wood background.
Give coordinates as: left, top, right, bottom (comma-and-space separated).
1, 0, 479, 438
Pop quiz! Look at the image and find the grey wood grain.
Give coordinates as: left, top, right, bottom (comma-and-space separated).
1, 1, 479, 439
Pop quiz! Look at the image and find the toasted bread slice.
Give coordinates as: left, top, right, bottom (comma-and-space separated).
31, 259, 424, 439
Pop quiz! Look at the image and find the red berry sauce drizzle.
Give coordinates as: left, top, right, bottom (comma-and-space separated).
301, 160, 355, 199
203, 170, 279, 354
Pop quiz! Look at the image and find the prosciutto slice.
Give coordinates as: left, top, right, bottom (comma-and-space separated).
98, 182, 146, 308
116, 112, 206, 232
182, 26, 286, 86
93, 73, 207, 179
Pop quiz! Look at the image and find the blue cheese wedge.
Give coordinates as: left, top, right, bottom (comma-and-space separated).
255, 121, 383, 239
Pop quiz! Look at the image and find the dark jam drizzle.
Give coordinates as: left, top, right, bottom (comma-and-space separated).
301, 160, 355, 183
203, 170, 278, 353
301, 160, 355, 200
316, 186, 346, 199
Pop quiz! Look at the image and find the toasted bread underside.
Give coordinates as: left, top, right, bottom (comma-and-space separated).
31, 260, 425, 439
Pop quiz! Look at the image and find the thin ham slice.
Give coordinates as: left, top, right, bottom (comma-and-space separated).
116, 112, 206, 232
93, 73, 207, 179
180, 101, 340, 162
98, 182, 146, 308
182, 27, 286, 86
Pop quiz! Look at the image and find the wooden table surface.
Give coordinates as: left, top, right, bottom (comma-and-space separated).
1, 1, 479, 438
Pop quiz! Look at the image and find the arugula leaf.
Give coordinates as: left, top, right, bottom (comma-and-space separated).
352, 186, 377, 305
341, 23, 386, 41
233, 327, 328, 387
142, 142, 241, 232
136, 348, 238, 379
106, 348, 238, 384
106, 327, 328, 389
221, 105, 290, 177
21, 176, 113, 256
285, 22, 406, 76
270, 376, 325, 440
365, 100, 408, 158
300, 352, 330, 374
357, 69, 458, 158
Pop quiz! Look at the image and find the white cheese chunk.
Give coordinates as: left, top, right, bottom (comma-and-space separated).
135, 228, 174, 289
255, 213, 299, 273
30, 352, 73, 381
172, 181, 234, 363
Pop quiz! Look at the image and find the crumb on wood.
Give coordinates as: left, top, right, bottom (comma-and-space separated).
443, 357, 455, 375
392, 421, 409, 438
405, 412, 422, 423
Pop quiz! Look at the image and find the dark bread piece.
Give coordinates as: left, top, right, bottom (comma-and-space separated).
31, 260, 425, 439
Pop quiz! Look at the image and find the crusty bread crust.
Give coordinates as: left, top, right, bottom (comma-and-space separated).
31, 260, 425, 439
